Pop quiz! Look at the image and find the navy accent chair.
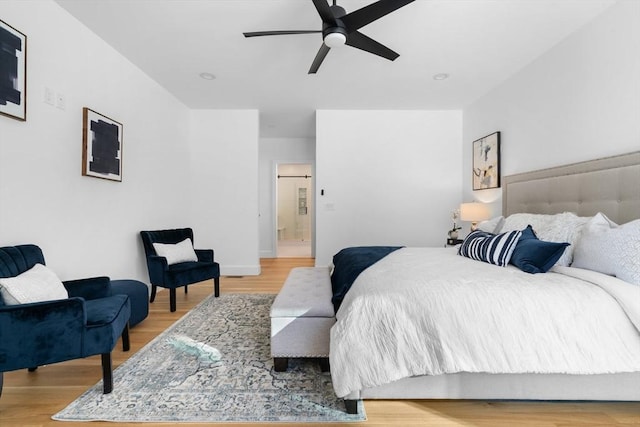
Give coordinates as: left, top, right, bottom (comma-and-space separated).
0, 244, 131, 397
140, 228, 220, 312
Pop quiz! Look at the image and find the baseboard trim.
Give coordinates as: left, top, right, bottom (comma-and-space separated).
221, 265, 261, 276
260, 249, 275, 258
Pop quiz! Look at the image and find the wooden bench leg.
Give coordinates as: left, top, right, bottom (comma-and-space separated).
319, 358, 330, 372
344, 399, 359, 414
273, 357, 288, 372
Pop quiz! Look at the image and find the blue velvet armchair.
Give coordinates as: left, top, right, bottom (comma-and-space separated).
0, 245, 131, 397
140, 228, 220, 312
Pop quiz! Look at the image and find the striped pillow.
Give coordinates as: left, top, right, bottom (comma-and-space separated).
458, 229, 523, 267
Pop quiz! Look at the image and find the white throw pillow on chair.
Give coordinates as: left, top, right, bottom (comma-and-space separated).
0, 263, 69, 305
152, 238, 199, 265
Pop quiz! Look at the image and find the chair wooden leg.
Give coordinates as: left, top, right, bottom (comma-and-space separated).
121, 323, 130, 352
274, 357, 288, 372
101, 353, 113, 394
214, 276, 220, 297
149, 284, 157, 303
169, 288, 177, 312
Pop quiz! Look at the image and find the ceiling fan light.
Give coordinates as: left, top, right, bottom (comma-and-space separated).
324, 32, 346, 48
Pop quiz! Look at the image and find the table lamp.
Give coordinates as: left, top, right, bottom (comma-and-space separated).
460, 202, 490, 232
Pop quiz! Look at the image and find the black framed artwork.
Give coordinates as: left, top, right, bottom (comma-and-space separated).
0, 19, 27, 121
82, 108, 123, 182
472, 131, 500, 190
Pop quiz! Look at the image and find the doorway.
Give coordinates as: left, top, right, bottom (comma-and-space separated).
276, 163, 313, 258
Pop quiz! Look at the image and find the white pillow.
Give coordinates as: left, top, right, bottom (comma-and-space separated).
0, 263, 68, 305
153, 238, 198, 265
502, 212, 589, 266
572, 213, 640, 285
477, 216, 505, 234
502, 212, 561, 234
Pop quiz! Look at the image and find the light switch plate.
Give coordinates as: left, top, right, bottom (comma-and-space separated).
56, 93, 66, 110
44, 87, 54, 105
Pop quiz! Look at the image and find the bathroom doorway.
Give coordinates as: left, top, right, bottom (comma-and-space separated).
276, 163, 313, 258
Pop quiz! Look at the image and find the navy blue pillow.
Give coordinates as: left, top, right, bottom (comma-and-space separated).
510, 225, 570, 274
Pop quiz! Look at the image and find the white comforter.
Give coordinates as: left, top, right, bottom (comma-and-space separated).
330, 247, 640, 398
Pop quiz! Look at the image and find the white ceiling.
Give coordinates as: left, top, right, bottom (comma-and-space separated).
55, 0, 616, 138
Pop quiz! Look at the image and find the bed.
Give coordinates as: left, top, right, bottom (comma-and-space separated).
329, 151, 640, 414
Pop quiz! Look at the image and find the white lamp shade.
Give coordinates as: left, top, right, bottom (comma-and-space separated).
460, 202, 490, 222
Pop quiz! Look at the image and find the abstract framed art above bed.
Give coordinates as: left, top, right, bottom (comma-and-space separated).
472, 131, 500, 190
332, 151, 640, 414
0, 19, 27, 122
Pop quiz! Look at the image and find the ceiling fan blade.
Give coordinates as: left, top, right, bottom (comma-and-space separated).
341, 0, 415, 33
312, 0, 336, 25
243, 30, 321, 37
346, 31, 399, 61
308, 43, 331, 74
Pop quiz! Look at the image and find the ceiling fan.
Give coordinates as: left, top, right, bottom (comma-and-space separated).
243, 0, 415, 74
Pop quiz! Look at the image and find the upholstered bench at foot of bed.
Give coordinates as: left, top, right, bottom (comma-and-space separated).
270, 266, 335, 372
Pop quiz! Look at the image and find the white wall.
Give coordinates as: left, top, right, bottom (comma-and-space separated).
463, 0, 640, 216
5, 0, 629, 279
189, 110, 260, 275
0, 0, 191, 282
315, 110, 463, 266
258, 137, 315, 257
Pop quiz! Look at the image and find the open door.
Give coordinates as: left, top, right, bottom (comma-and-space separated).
276, 163, 313, 258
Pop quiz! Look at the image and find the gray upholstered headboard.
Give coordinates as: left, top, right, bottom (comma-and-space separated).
503, 151, 640, 224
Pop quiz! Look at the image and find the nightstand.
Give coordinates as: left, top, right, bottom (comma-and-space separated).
446, 238, 463, 247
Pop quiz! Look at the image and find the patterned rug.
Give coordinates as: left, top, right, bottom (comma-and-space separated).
53, 293, 365, 423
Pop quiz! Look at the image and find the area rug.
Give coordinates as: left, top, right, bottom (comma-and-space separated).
53, 293, 365, 423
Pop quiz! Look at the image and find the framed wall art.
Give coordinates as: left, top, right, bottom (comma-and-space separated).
82, 108, 123, 182
0, 19, 27, 121
472, 131, 500, 190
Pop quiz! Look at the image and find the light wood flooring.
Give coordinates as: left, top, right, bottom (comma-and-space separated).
1, 257, 639, 426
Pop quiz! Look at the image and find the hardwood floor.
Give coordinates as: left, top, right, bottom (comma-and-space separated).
1, 257, 639, 426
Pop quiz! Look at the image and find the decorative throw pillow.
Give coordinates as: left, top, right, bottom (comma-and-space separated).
572, 213, 640, 285
502, 213, 556, 234
0, 263, 68, 305
458, 229, 522, 267
477, 216, 505, 234
535, 212, 589, 267
510, 225, 570, 274
502, 212, 588, 267
153, 238, 199, 265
